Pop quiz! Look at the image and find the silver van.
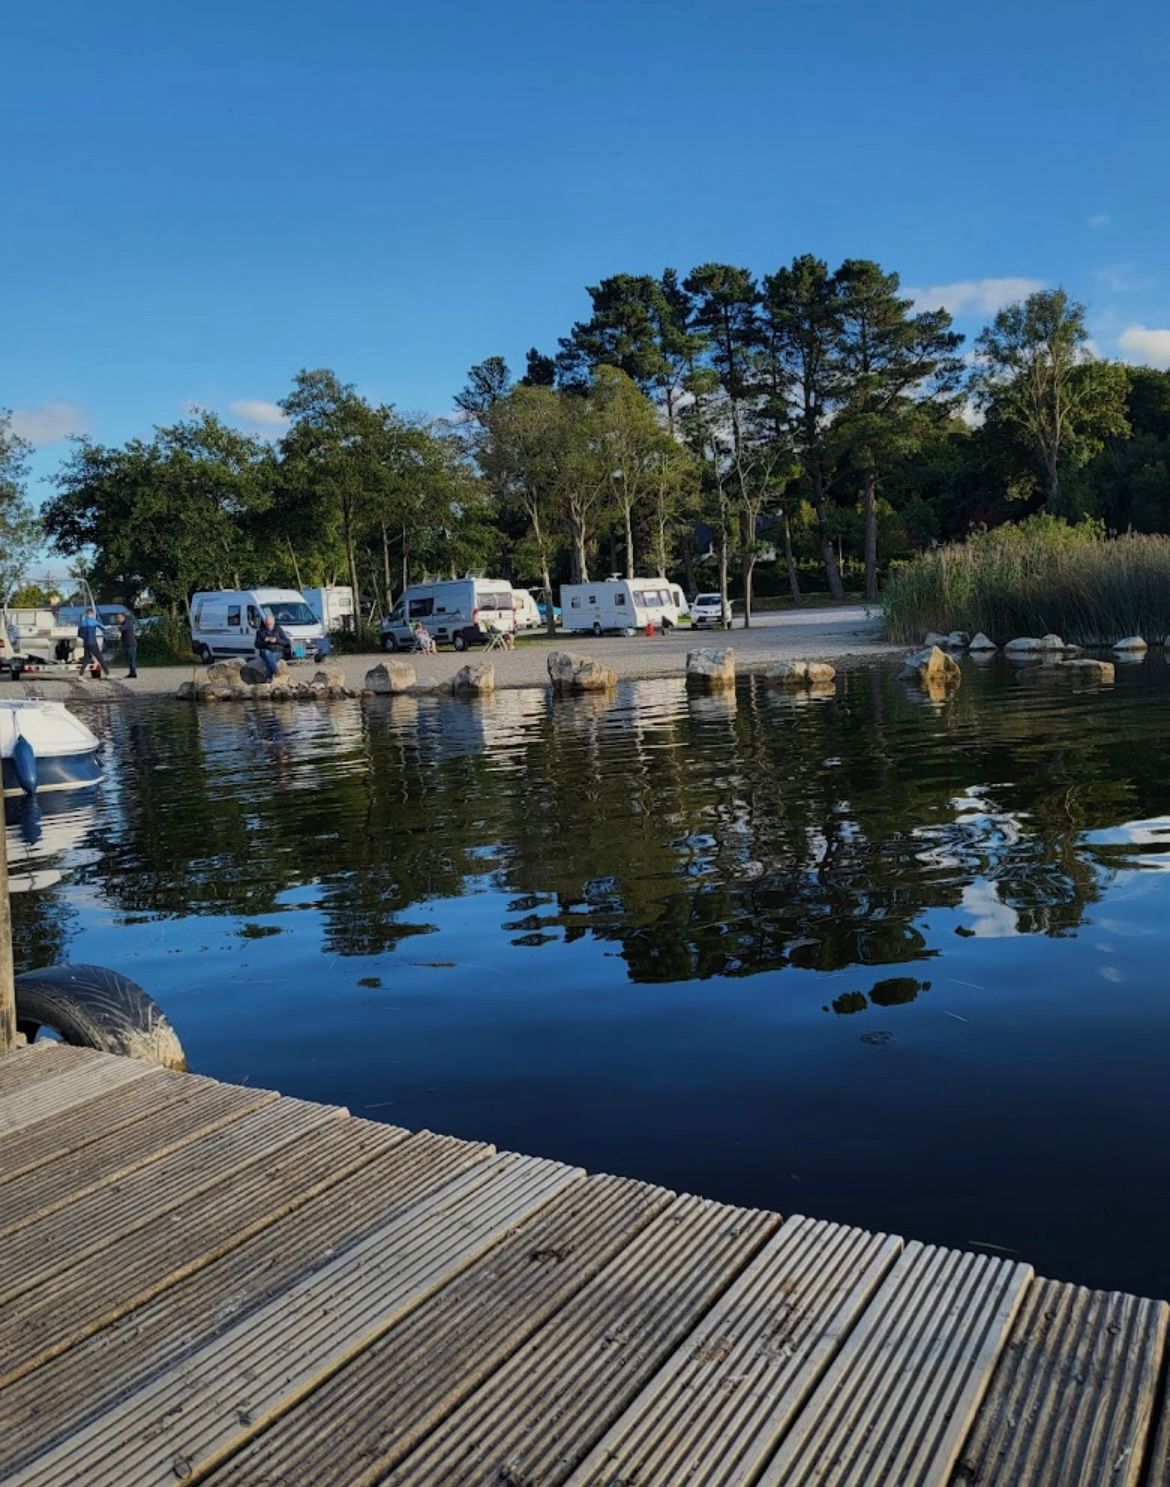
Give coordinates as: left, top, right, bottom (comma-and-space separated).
380, 577, 516, 652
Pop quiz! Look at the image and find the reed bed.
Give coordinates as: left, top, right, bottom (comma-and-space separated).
882, 518, 1170, 647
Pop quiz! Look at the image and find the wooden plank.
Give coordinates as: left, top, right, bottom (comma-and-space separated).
952, 1278, 1169, 1487
0, 1127, 484, 1474
8, 1151, 580, 1487
204, 1172, 673, 1487
0, 1094, 323, 1301
381, 1194, 780, 1487
0, 1044, 101, 1101
0, 1076, 273, 1237
564, 1215, 902, 1487
753, 1243, 1032, 1487
0, 1055, 156, 1136
0, 1115, 411, 1391
0, 1067, 226, 1185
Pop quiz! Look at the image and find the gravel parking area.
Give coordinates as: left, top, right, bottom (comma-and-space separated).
7, 606, 898, 703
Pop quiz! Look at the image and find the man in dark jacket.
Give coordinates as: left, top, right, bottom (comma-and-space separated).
115, 612, 138, 678
255, 613, 290, 679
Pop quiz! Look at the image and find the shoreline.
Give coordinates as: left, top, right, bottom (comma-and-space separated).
8, 606, 900, 703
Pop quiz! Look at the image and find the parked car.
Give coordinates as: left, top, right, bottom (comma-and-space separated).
380, 576, 516, 652
691, 593, 732, 628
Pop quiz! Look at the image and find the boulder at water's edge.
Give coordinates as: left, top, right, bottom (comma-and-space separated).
547, 650, 617, 693
686, 648, 735, 691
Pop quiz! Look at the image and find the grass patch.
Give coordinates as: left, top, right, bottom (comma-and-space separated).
883, 516, 1170, 646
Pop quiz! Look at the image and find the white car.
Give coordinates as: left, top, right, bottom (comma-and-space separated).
691, 593, 732, 628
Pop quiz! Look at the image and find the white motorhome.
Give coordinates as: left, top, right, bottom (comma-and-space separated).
302, 585, 356, 633
560, 577, 682, 635
380, 576, 516, 653
189, 588, 327, 663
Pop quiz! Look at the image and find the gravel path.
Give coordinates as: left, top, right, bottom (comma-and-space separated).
7, 606, 899, 704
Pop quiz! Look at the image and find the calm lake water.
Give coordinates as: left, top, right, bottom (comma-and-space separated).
8, 659, 1170, 1296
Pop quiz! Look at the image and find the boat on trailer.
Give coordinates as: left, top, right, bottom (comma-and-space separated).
0, 700, 104, 796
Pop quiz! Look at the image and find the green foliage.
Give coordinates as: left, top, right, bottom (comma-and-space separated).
0, 411, 40, 599
136, 614, 198, 665
882, 515, 1170, 645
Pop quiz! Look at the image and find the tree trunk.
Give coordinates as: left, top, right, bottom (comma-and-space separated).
1045, 451, 1061, 510
682, 543, 696, 600
381, 524, 392, 608
570, 517, 589, 584
812, 462, 845, 599
742, 554, 755, 628
863, 469, 879, 602
782, 507, 801, 602
624, 499, 635, 579
717, 506, 730, 630
285, 537, 303, 592
401, 526, 408, 594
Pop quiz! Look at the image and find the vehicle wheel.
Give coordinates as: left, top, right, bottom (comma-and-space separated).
453, 633, 467, 652
15, 964, 186, 1070
198, 644, 214, 664
592, 622, 603, 636
11, 666, 23, 681
382, 633, 398, 653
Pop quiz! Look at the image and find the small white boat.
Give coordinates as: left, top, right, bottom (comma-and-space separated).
1, 700, 104, 796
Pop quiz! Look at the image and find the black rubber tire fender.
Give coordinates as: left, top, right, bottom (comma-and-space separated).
14, 963, 187, 1070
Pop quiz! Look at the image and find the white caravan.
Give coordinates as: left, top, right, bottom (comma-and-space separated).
511, 588, 541, 630
302, 585, 356, 633
380, 576, 516, 652
560, 577, 682, 635
189, 588, 327, 663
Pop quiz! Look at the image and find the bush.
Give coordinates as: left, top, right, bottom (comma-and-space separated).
882, 516, 1170, 645
326, 620, 382, 654
136, 614, 197, 665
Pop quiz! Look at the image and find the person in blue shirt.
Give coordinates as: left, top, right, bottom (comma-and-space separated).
77, 607, 109, 679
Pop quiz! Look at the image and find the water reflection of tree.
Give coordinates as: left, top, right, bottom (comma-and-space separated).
69, 663, 1169, 985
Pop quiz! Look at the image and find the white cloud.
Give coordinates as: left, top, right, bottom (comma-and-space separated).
1088, 212, 1111, 229
229, 398, 288, 429
7, 402, 88, 446
1118, 326, 1170, 368
904, 277, 1048, 317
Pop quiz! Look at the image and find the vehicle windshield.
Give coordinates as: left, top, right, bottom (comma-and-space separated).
696, 594, 720, 605
263, 601, 316, 625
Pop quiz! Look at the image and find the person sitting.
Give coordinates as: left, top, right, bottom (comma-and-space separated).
254, 612, 290, 679
412, 622, 436, 654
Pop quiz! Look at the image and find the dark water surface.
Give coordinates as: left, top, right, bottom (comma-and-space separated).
8, 659, 1170, 1296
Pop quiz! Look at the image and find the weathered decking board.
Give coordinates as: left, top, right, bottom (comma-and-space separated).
0, 1045, 1166, 1487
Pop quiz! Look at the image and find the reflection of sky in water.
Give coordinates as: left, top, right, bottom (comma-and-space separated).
11, 659, 1170, 1297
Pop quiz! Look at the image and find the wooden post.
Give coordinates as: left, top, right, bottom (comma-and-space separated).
0, 813, 16, 1053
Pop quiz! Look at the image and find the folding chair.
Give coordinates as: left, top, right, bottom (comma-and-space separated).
484, 626, 509, 652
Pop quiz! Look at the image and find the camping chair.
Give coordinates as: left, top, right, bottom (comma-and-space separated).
484, 625, 512, 652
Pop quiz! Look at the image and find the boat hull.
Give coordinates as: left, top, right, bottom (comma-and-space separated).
2, 750, 104, 795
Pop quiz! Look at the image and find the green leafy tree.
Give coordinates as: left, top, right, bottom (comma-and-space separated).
0, 412, 39, 600
454, 357, 512, 425
973, 289, 1130, 511
832, 259, 964, 599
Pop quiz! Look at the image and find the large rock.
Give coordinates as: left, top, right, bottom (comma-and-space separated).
364, 660, 416, 694
452, 662, 495, 695
1040, 633, 1066, 651
686, 647, 735, 691
313, 667, 346, 688
206, 658, 244, 684
806, 661, 837, 684
900, 645, 961, 689
968, 632, 997, 652
1113, 635, 1148, 653
764, 660, 808, 687
547, 650, 617, 693
240, 658, 289, 685
176, 680, 197, 700
925, 630, 968, 650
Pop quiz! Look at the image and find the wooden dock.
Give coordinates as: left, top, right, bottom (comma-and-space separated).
1, 1044, 1168, 1486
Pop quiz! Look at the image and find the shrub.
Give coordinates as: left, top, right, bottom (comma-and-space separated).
326, 620, 382, 654
882, 516, 1170, 646
136, 614, 197, 665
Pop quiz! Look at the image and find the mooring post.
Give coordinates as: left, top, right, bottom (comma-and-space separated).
0, 819, 16, 1053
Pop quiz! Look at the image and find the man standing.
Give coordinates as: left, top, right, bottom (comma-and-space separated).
115, 612, 138, 678
77, 607, 108, 679
254, 612, 289, 680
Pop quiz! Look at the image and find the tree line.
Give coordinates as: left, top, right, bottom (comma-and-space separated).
3, 258, 1167, 623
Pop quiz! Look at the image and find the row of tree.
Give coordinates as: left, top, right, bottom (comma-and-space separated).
2, 258, 1165, 621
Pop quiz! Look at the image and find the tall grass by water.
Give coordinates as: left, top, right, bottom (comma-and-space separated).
883, 517, 1170, 646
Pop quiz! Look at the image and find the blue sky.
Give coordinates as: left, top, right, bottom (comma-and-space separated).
4, 0, 1169, 512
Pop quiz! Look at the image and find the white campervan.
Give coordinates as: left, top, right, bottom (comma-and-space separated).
380, 576, 516, 653
302, 585, 355, 633
560, 577, 682, 635
189, 588, 327, 663
511, 588, 541, 631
